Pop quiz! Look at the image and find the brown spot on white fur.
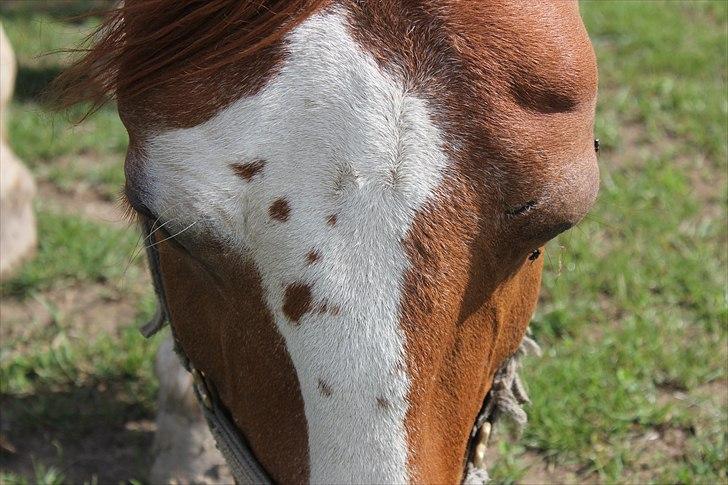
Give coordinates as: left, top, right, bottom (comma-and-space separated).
315, 300, 340, 317
318, 379, 333, 397
269, 198, 291, 222
326, 214, 337, 226
231, 159, 265, 181
283, 283, 313, 324
317, 301, 328, 314
306, 250, 321, 264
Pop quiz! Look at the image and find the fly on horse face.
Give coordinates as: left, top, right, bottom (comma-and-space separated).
56, 0, 598, 483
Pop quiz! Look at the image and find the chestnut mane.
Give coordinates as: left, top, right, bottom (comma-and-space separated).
53, 0, 329, 110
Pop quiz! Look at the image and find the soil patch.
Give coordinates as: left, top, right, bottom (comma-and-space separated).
38, 180, 127, 228
0, 277, 149, 353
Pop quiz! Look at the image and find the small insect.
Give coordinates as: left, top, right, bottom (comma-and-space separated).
594, 138, 600, 153
528, 249, 541, 261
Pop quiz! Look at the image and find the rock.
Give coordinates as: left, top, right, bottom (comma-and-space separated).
0, 23, 36, 281
0, 145, 36, 279
150, 337, 232, 485
0, 24, 15, 107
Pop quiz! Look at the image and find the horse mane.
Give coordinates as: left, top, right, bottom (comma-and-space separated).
52, 0, 329, 111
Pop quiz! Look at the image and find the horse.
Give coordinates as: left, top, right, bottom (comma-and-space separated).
54, 1, 599, 482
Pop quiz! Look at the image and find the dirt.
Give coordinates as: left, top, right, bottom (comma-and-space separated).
518, 451, 592, 485
39, 179, 127, 227
0, 279, 149, 353
606, 120, 726, 211
33, 152, 129, 226
624, 378, 728, 484
0, 274, 156, 483
0, 165, 148, 349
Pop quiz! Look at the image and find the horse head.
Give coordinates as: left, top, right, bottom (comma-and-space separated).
56, 1, 598, 482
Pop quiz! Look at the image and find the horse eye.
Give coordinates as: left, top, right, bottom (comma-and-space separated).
594, 138, 600, 153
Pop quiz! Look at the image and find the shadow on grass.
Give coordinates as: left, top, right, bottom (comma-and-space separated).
14, 65, 63, 103
0, 382, 154, 483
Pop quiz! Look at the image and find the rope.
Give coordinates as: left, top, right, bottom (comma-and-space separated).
464, 332, 541, 484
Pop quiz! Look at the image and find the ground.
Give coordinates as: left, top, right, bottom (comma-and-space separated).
0, 1, 726, 484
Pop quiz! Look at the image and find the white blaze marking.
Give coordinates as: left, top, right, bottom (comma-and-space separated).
142, 10, 448, 483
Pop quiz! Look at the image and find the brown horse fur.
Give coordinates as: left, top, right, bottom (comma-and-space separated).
55, 1, 598, 483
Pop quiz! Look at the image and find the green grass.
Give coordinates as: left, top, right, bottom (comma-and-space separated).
0, 325, 159, 485
588, 0, 728, 162
0, 209, 142, 298
38, 152, 126, 201
0, 325, 159, 399
7, 104, 127, 163
1, 0, 726, 483
0, 463, 65, 485
2, 10, 127, 164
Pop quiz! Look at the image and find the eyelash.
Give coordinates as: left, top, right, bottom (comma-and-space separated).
507, 200, 537, 217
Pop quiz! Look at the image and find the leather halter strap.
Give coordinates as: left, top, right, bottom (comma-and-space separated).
140, 221, 536, 484
140, 220, 272, 483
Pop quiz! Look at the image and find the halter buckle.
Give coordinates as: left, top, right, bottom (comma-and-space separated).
191, 368, 213, 410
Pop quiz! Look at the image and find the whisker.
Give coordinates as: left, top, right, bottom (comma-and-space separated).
544, 246, 555, 273
144, 201, 187, 241
582, 213, 618, 231
142, 217, 177, 245
122, 219, 175, 283
122, 201, 187, 278
145, 220, 200, 251
120, 229, 146, 286
116, 190, 146, 287
123, 216, 181, 278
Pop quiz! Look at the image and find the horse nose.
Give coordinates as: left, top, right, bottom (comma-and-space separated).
543, 150, 600, 238
518, 149, 599, 246
561, 151, 599, 223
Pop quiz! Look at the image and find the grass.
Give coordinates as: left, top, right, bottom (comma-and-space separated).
588, 1, 728, 162
7, 104, 127, 163
0, 209, 142, 298
0, 463, 65, 485
1, 1, 726, 483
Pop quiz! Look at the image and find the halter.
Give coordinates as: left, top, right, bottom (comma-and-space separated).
140, 220, 537, 484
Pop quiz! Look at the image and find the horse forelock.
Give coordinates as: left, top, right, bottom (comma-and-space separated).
52, 0, 330, 114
